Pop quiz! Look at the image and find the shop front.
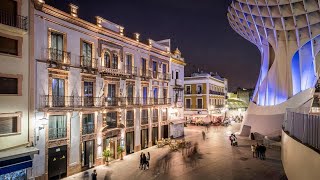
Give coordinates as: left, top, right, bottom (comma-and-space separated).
126, 131, 134, 155
48, 145, 67, 180
141, 129, 149, 150
102, 128, 121, 161
81, 140, 95, 170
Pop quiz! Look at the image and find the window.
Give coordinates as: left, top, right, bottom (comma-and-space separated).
153, 109, 158, 122
112, 53, 118, 69
0, 36, 18, 55
81, 41, 92, 67
186, 99, 191, 108
82, 114, 94, 135
141, 58, 147, 72
162, 108, 168, 121
172, 71, 174, 79
106, 112, 117, 128
141, 109, 148, 124
197, 98, 203, 109
104, 52, 111, 68
176, 71, 179, 79
48, 115, 67, 140
126, 110, 134, 127
50, 32, 64, 62
196, 85, 202, 94
0, 115, 18, 135
185, 85, 191, 94
0, 77, 18, 94
126, 54, 133, 72
152, 61, 157, 78
52, 78, 65, 107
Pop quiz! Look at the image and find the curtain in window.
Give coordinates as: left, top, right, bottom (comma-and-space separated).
112, 54, 118, 69
82, 42, 92, 66
105, 52, 111, 68
49, 115, 67, 139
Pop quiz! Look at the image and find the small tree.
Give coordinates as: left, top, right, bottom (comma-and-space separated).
117, 146, 125, 160
103, 149, 111, 165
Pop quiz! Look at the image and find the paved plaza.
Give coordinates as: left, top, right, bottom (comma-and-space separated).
64, 124, 286, 180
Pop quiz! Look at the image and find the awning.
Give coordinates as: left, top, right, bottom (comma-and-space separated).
0, 156, 32, 175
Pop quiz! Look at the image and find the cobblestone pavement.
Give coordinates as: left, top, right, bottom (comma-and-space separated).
64, 124, 285, 180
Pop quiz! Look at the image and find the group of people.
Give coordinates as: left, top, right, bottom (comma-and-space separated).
229, 133, 238, 146
251, 143, 266, 160
139, 152, 151, 170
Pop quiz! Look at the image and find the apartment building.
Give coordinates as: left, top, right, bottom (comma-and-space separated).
31, 1, 184, 179
184, 72, 228, 119
0, 0, 39, 179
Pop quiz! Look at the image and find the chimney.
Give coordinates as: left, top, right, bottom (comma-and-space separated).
119, 26, 124, 36
69, 4, 79, 17
134, 33, 140, 42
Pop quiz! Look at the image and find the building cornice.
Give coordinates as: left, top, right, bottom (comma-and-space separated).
171, 57, 186, 66
39, 3, 170, 59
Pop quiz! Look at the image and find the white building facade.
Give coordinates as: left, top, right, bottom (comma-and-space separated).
31, 1, 184, 179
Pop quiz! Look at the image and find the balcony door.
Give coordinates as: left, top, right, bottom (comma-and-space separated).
52, 78, 65, 107
153, 88, 158, 104
82, 42, 92, 67
162, 64, 167, 78
108, 84, 116, 105
48, 115, 67, 140
127, 84, 134, 105
51, 32, 64, 62
112, 53, 118, 69
106, 112, 117, 129
126, 54, 132, 73
0, 0, 17, 27
104, 52, 111, 68
142, 58, 147, 75
142, 87, 148, 105
84, 82, 93, 106
152, 61, 157, 78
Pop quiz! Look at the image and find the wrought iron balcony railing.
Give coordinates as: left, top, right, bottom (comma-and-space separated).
41, 95, 103, 108
0, 10, 27, 30
140, 69, 152, 79
105, 97, 120, 106
48, 128, 67, 140
82, 124, 95, 135
209, 90, 225, 96
152, 116, 158, 123
141, 117, 149, 125
46, 48, 71, 64
126, 119, 134, 127
125, 65, 138, 76
120, 97, 140, 106
80, 56, 98, 69
100, 66, 126, 76
107, 121, 117, 129
158, 73, 171, 81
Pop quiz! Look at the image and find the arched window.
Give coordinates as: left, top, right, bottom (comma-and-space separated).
104, 52, 111, 68
112, 53, 118, 69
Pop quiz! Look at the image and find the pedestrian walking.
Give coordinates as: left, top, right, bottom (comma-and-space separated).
256, 143, 260, 159
91, 169, 97, 180
261, 144, 266, 160
202, 131, 206, 140
251, 144, 256, 158
139, 153, 144, 169
142, 153, 147, 170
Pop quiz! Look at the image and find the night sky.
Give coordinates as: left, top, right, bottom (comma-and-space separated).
46, 0, 260, 91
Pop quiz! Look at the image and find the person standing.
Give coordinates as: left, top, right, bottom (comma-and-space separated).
146, 152, 151, 169
139, 153, 144, 169
202, 131, 206, 140
142, 153, 147, 170
91, 169, 97, 180
251, 144, 256, 158
256, 143, 260, 159
261, 144, 266, 160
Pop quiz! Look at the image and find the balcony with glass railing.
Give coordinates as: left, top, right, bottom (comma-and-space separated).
48, 128, 67, 140
0, 10, 28, 31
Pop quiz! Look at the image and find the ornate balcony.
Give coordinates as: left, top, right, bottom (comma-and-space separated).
209, 90, 225, 96
41, 95, 103, 108
158, 73, 171, 81
48, 128, 67, 140
141, 117, 149, 125
80, 56, 98, 73
100, 66, 126, 77
140, 69, 152, 79
82, 124, 95, 135
45, 48, 71, 70
152, 115, 158, 123
125, 65, 138, 78
0, 10, 28, 31
105, 97, 120, 107
120, 97, 140, 106
107, 121, 117, 129
126, 119, 134, 127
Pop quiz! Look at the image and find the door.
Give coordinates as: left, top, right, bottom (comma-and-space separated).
162, 64, 167, 79
142, 87, 148, 105
141, 129, 149, 150
52, 78, 65, 107
126, 54, 132, 73
108, 84, 116, 105
127, 84, 134, 105
152, 61, 157, 78
126, 132, 134, 154
162, 125, 169, 139
153, 88, 158, 104
82, 140, 94, 169
152, 127, 158, 145
142, 58, 147, 75
84, 82, 93, 106
48, 145, 67, 180
82, 42, 92, 67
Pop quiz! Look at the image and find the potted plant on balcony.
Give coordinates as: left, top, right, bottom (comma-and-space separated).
117, 146, 125, 160
103, 149, 111, 166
